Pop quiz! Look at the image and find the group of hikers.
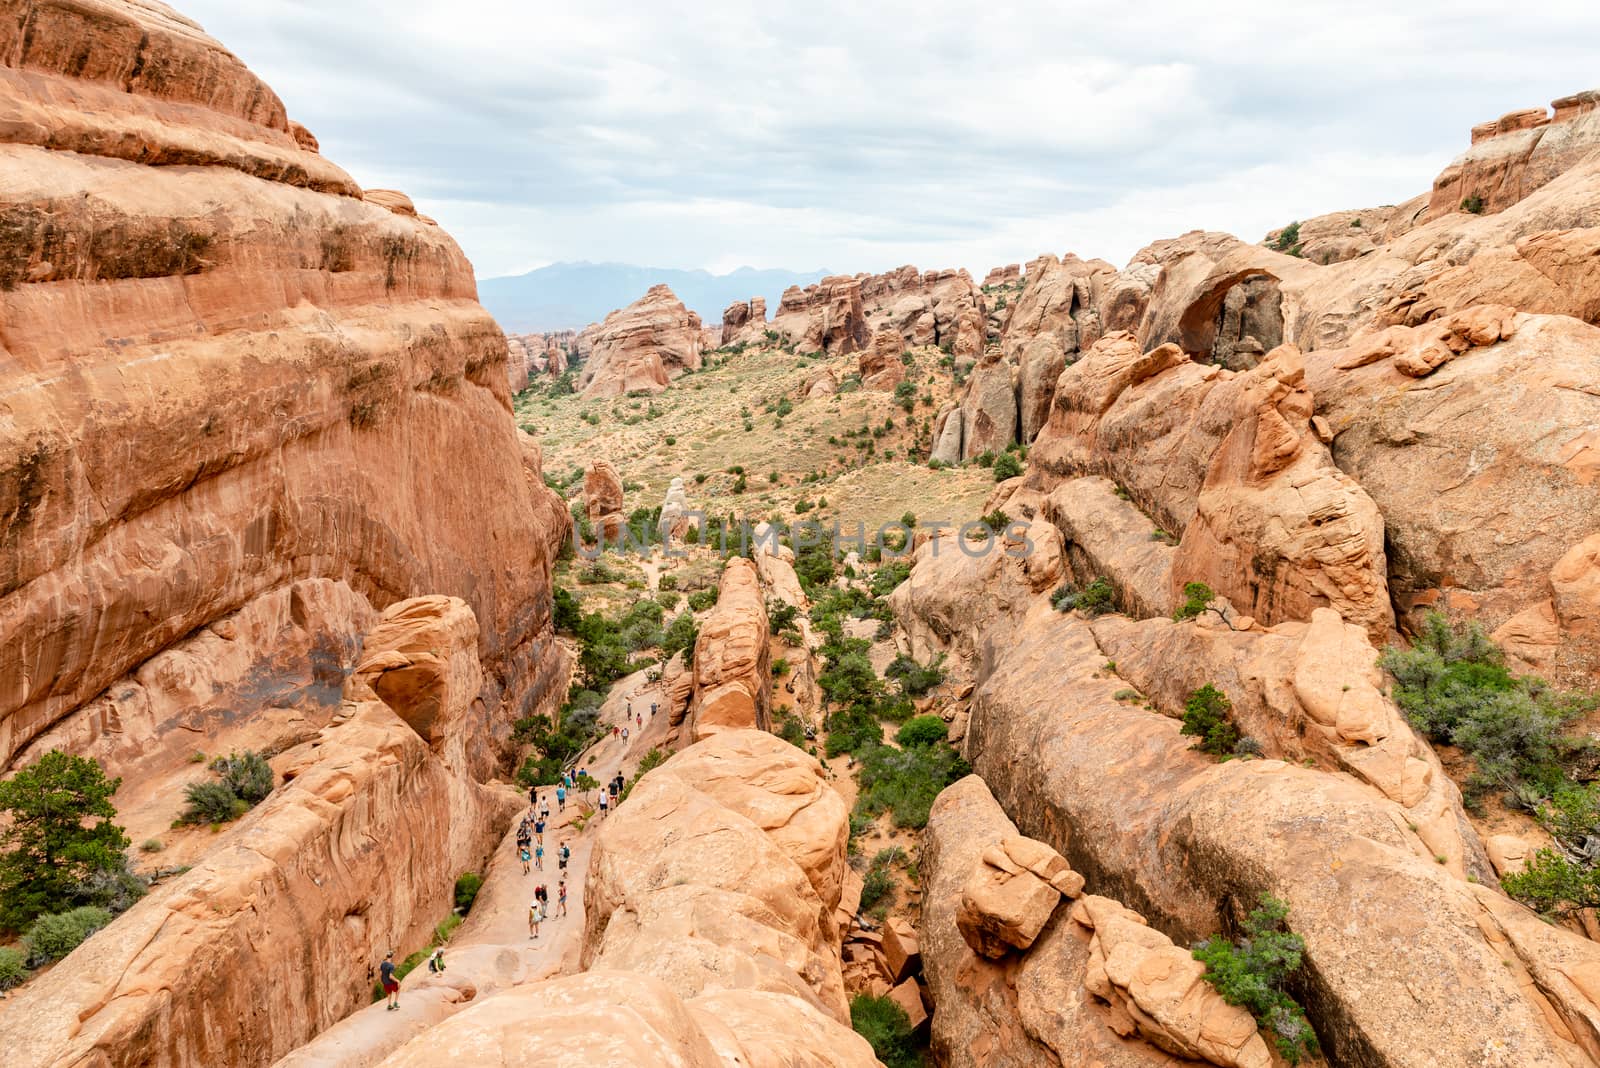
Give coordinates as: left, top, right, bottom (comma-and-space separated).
377, 693, 659, 1010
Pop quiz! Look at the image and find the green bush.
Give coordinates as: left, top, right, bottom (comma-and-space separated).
687, 588, 719, 612
896, 715, 948, 748
992, 451, 1023, 480
516, 754, 564, 788
870, 561, 912, 598
210, 751, 274, 806
1182, 684, 1240, 757
454, 872, 483, 914
657, 574, 678, 591
0, 945, 26, 990
1193, 894, 1318, 1064
855, 741, 968, 829
1503, 850, 1600, 918
1380, 612, 1593, 796
775, 712, 808, 748
0, 750, 131, 930
180, 780, 247, 825
1174, 581, 1215, 621
22, 905, 113, 965
661, 612, 700, 660
849, 994, 923, 1068
1272, 221, 1301, 252
769, 600, 800, 635
886, 654, 945, 697
860, 856, 896, 911
1461, 194, 1485, 214
1053, 577, 1115, 616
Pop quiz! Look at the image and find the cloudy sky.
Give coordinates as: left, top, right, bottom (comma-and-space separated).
186, 0, 1598, 280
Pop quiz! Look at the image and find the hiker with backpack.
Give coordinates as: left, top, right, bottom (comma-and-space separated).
379, 950, 401, 1011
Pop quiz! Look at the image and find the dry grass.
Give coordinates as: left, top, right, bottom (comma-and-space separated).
516, 340, 997, 535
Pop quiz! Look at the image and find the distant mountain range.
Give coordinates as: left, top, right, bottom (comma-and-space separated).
477, 262, 831, 333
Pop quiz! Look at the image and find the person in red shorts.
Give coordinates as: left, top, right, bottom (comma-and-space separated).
379, 950, 400, 1011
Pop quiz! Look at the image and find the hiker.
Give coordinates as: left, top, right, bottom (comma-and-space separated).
529, 899, 543, 939
380, 950, 401, 1011
558, 880, 568, 917
622, 726, 630, 744
529, 784, 537, 807
535, 841, 545, 870
559, 841, 570, 872
427, 948, 445, 974
534, 817, 545, 843
540, 798, 551, 822
651, 701, 658, 717
556, 783, 567, 812
636, 711, 642, 728
520, 842, 531, 874
598, 791, 609, 818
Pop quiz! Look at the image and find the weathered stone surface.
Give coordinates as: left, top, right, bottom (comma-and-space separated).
687, 558, 771, 740
577, 283, 703, 397
1307, 312, 1600, 677
859, 328, 906, 390
582, 458, 627, 541
1426, 91, 1600, 219
958, 351, 1018, 460
922, 775, 1180, 1068
2, 600, 516, 1068
0, 0, 568, 781
1028, 333, 1391, 640
899, 553, 1600, 1068
1043, 477, 1176, 619
771, 275, 870, 355
956, 834, 1082, 958
1073, 896, 1270, 1068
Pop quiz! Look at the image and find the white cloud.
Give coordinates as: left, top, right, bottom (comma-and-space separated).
181, 0, 1600, 278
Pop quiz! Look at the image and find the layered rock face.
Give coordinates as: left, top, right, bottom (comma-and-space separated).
575, 283, 703, 397
1, 597, 517, 1068
1426, 90, 1600, 219
1026, 332, 1392, 640
505, 330, 577, 391
583, 458, 626, 540
898, 535, 1600, 1068
684, 558, 771, 741
0, 0, 567, 774
719, 295, 768, 346
857, 264, 986, 348
376, 731, 875, 1068
771, 275, 871, 355
859, 328, 906, 390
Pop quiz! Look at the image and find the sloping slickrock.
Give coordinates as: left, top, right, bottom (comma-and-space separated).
1306, 312, 1600, 677
686, 558, 771, 740
1090, 607, 1489, 880
1042, 477, 1176, 619
957, 350, 1018, 460
901, 553, 1600, 1067
0, 0, 569, 774
576, 283, 703, 397
1, 598, 516, 1068
922, 775, 1184, 1068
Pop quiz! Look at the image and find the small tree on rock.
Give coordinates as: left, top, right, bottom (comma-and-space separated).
0, 751, 131, 930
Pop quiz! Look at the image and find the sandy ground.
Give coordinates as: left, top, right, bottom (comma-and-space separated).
271, 672, 672, 1068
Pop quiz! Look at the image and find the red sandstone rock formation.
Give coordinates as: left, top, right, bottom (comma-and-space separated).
576, 283, 703, 397
858, 328, 906, 390
583, 459, 626, 540
770, 274, 871, 355
1427, 90, 1600, 219
684, 558, 771, 741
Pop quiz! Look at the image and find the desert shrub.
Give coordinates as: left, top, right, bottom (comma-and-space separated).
454, 872, 484, 914
1273, 221, 1301, 252
896, 715, 948, 748
870, 560, 912, 598
657, 573, 678, 591
0, 946, 26, 990
769, 600, 800, 634
976, 509, 1011, 535
0, 751, 131, 930
140, 838, 164, 853
793, 540, 837, 592
894, 380, 917, 412
1504, 851, 1600, 918
849, 994, 923, 1068
992, 451, 1023, 480
819, 649, 882, 710
1053, 578, 1115, 616
1174, 581, 1215, 621
859, 849, 900, 911
180, 780, 247, 825
656, 590, 680, 611
687, 588, 719, 612
21, 905, 113, 966
661, 612, 700, 660
72, 865, 147, 914
775, 712, 808, 748
1182, 684, 1240, 757
855, 742, 968, 830
551, 586, 582, 632
1192, 894, 1318, 1064
516, 754, 564, 788
886, 653, 945, 697
1380, 612, 1593, 796
1234, 736, 1265, 758
1461, 194, 1485, 214
825, 705, 885, 757
210, 751, 274, 806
